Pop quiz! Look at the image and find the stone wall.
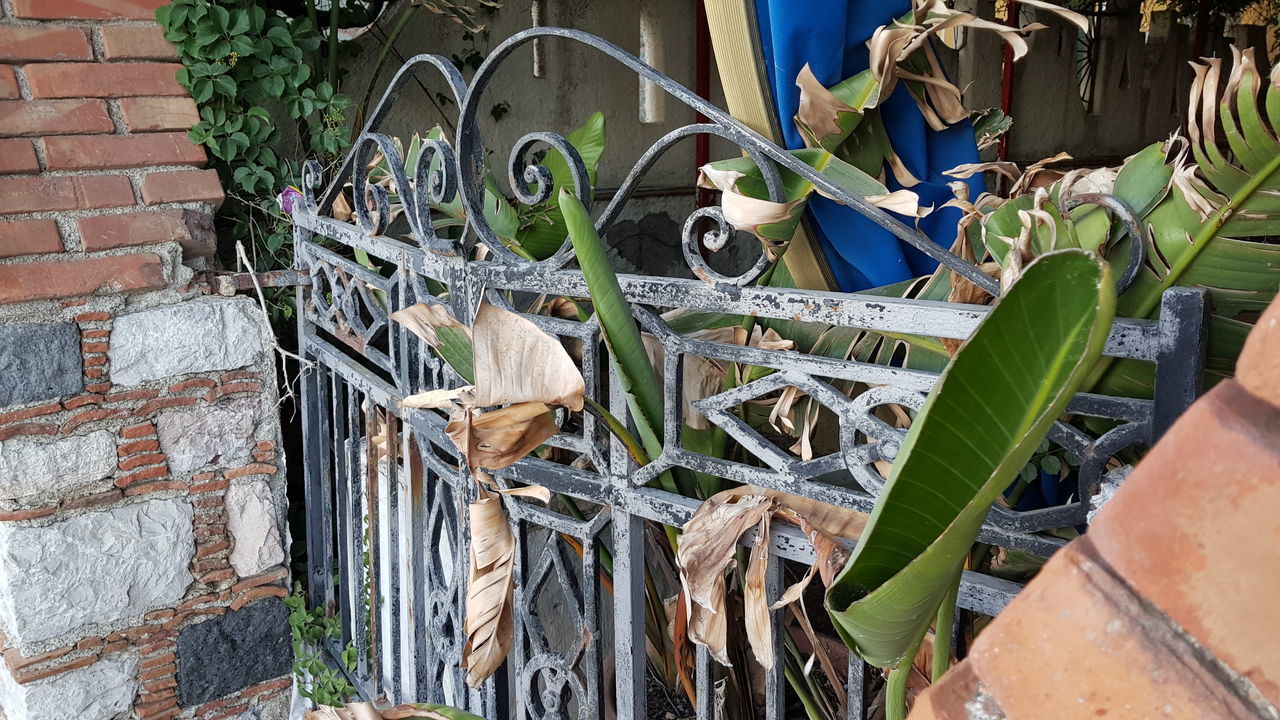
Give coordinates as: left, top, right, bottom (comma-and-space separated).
910, 296, 1280, 719
0, 1, 293, 718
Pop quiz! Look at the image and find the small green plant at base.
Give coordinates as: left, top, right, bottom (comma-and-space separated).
286, 586, 358, 707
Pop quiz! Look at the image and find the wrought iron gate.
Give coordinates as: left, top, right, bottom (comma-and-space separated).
293, 28, 1207, 720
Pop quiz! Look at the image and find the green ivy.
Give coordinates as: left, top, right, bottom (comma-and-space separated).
285, 586, 358, 707
157, 0, 355, 322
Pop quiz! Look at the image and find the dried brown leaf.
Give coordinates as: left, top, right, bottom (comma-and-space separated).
401, 386, 474, 409
461, 485, 516, 686
446, 402, 559, 471
389, 303, 471, 349
472, 301, 584, 411
795, 63, 855, 147
744, 513, 775, 669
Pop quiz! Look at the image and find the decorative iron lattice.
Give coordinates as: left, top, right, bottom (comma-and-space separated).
293, 28, 1207, 719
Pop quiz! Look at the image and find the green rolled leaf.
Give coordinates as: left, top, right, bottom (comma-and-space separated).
825, 249, 1115, 669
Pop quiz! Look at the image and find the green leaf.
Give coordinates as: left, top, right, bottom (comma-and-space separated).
435, 326, 475, 384
541, 111, 606, 196
825, 249, 1115, 669
559, 189, 689, 495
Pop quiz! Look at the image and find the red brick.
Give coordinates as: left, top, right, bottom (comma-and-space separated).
0, 219, 61, 258
76, 636, 104, 650
81, 341, 109, 353
75, 311, 111, 322
104, 388, 159, 404
1237, 297, 1280, 407
45, 133, 205, 171
0, 26, 92, 62
134, 697, 179, 719
0, 253, 165, 304
60, 406, 129, 433
140, 651, 175, 669
12, 0, 168, 20
231, 567, 287, 594
0, 504, 57, 522
230, 584, 287, 611
0, 402, 62, 425
141, 169, 222, 206
0, 99, 113, 136
0, 175, 134, 215
189, 477, 229, 495
1086, 380, 1280, 708
191, 494, 223, 509
222, 370, 259, 383
196, 539, 230, 558
0, 139, 39, 174
84, 382, 112, 393
0, 67, 18, 100
83, 368, 106, 379
59, 488, 121, 512
81, 329, 110, 339
134, 396, 199, 417
121, 422, 156, 439
100, 25, 177, 61
170, 378, 216, 393
25, 62, 184, 98
118, 438, 160, 456
198, 568, 236, 585
63, 394, 103, 409
965, 541, 1262, 720
114, 464, 168, 487
139, 663, 174, 682
0, 423, 58, 442
215, 380, 262, 397
100, 638, 129, 654
117, 96, 197, 132
83, 356, 108, 367
124, 479, 185, 496
3, 644, 72, 673
13, 653, 95, 684
119, 452, 166, 471
223, 462, 277, 480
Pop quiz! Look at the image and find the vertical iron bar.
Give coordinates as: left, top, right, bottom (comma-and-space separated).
1152, 287, 1207, 441
695, 646, 712, 720
763, 556, 785, 719
847, 658, 867, 720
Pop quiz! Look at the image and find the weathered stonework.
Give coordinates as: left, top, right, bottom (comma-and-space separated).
0, 323, 82, 407
0, 499, 194, 645
0, 653, 138, 720
108, 297, 265, 386
176, 599, 291, 706
226, 480, 285, 578
157, 397, 264, 474
0, 431, 116, 501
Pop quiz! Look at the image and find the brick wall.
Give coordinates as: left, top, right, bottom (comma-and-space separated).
911, 296, 1280, 720
0, 2, 292, 719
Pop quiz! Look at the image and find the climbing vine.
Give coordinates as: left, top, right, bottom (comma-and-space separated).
157, 0, 357, 321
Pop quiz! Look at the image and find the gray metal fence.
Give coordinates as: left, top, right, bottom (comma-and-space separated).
292, 28, 1206, 720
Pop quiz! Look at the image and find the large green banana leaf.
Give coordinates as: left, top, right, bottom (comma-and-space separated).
518, 112, 607, 260
825, 249, 1116, 669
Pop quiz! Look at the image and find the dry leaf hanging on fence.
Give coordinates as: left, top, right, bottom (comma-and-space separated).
390, 300, 584, 687
675, 486, 865, 670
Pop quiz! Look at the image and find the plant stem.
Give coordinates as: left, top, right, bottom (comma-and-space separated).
327, 0, 341, 89
357, 4, 419, 131
886, 632, 925, 720
932, 570, 961, 683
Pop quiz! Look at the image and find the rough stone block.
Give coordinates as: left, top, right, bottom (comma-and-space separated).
225, 480, 284, 578
0, 653, 137, 720
0, 430, 115, 500
156, 397, 262, 474
0, 499, 193, 644
0, 323, 82, 407
175, 599, 290, 706
108, 297, 265, 386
